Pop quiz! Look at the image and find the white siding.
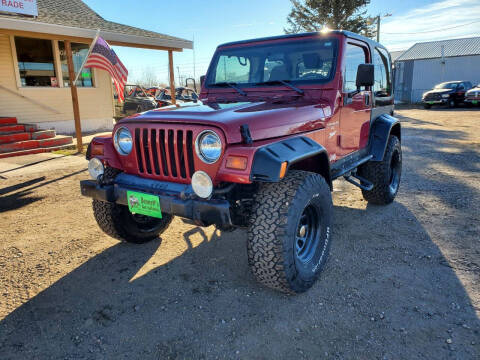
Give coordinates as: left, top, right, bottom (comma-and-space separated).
0, 33, 114, 133
410, 55, 480, 102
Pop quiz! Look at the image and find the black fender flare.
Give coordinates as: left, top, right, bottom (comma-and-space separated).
369, 114, 401, 161
250, 136, 331, 186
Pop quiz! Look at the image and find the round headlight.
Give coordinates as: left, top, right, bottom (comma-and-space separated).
196, 130, 222, 163
191, 171, 213, 198
88, 157, 104, 180
114, 127, 133, 155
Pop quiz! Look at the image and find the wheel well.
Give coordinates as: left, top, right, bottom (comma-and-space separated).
390, 123, 401, 142
289, 152, 332, 190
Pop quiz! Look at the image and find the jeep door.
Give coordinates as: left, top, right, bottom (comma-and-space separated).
339, 41, 371, 154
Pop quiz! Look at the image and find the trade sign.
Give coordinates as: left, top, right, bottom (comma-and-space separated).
0, 0, 38, 17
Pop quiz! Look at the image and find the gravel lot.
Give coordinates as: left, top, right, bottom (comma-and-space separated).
0, 107, 479, 359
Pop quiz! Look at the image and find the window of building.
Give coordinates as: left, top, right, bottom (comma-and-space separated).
58, 41, 94, 87
343, 43, 367, 92
373, 47, 391, 97
15, 37, 57, 87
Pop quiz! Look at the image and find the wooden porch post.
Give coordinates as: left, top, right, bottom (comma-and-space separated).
168, 50, 176, 105
65, 40, 83, 152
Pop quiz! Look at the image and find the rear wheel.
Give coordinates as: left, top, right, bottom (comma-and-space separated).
247, 171, 332, 293
448, 99, 456, 108
358, 135, 402, 205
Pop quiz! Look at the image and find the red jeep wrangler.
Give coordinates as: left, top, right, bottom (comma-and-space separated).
81, 31, 401, 293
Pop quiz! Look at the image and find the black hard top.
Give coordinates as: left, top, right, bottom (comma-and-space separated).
218, 30, 388, 51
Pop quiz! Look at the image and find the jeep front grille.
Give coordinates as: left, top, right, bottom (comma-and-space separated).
134, 127, 195, 180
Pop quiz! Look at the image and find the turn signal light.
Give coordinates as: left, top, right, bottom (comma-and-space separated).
91, 143, 104, 156
226, 156, 248, 170
279, 161, 288, 179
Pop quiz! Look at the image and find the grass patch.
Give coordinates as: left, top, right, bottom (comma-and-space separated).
52, 144, 88, 156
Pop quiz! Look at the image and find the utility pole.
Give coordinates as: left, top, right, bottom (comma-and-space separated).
376, 13, 392, 42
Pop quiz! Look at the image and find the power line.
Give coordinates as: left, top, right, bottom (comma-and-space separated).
383, 19, 480, 35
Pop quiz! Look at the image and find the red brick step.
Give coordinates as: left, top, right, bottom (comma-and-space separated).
0, 132, 30, 144
0, 124, 25, 134
0, 135, 72, 154
0, 117, 17, 125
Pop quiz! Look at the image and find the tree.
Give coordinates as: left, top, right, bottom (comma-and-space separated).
285, 0, 375, 38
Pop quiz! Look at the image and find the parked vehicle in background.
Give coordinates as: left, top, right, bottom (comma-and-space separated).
422, 81, 472, 109
81, 30, 401, 294
121, 84, 158, 116
156, 87, 199, 107
145, 86, 164, 98
464, 84, 480, 107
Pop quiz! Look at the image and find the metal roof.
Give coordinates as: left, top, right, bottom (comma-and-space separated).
396, 37, 480, 61
389, 50, 406, 62
0, 0, 192, 49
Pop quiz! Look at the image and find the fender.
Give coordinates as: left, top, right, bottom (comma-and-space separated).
250, 136, 330, 185
369, 114, 401, 161
86, 135, 122, 169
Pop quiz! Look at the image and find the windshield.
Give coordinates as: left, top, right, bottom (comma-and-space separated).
434, 82, 458, 89
206, 38, 338, 87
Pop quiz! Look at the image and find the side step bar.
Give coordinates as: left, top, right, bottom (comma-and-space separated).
344, 172, 374, 191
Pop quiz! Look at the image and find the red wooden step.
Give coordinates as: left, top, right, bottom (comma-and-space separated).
0, 139, 39, 153
0, 132, 30, 144
38, 135, 72, 147
0, 117, 17, 125
31, 130, 56, 140
0, 144, 73, 159
0, 124, 25, 134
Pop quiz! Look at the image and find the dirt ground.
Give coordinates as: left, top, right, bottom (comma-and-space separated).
0, 107, 479, 359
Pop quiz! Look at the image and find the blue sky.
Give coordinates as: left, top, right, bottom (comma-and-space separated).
83, 0, 480, 85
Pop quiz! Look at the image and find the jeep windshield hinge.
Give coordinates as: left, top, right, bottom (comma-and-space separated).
240, 124, 253, 144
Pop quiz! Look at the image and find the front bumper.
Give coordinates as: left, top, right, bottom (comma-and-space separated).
80, 173, 232, 227
422, 99, 447, 104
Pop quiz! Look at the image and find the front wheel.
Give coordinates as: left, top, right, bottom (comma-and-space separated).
92, 200, 173, 243
448, 99, 456, 108
247, 171, 333, 293
358, 135, 402, 205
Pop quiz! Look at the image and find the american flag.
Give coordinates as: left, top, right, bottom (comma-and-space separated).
84, 36, 128, 102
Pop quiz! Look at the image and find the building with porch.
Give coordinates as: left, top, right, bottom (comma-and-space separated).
0, 0, 192, 156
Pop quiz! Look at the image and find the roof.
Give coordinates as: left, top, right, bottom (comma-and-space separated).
396, 37, 480, 61
389, 50, 406, 62
218, 30, 388, 51
0, 0, 192, 50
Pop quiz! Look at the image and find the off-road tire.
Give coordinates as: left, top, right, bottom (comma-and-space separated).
92, 167, 173, 243
423, 103, 431, 109
247, 170, 333, 293
358, 135, 402, 205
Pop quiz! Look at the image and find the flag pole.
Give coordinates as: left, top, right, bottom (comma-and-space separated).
73, 29, 100, 85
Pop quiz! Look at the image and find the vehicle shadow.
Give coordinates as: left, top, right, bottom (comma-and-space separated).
0, 169, 86, 213
0, 201, 478, 359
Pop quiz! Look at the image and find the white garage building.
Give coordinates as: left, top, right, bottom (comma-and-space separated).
394, 37, 480, 103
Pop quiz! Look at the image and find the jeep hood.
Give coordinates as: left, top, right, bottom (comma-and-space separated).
119, 100, 330, 144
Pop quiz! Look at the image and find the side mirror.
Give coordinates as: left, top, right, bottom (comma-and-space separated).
200, 75, 206, 86
356, 64, 374, 88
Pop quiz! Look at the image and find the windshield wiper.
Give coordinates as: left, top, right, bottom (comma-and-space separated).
209, 82, 247, 96
255, 80, 304, 95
